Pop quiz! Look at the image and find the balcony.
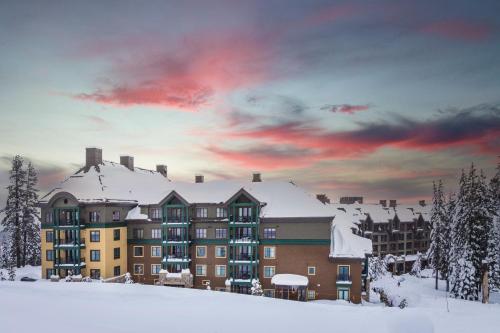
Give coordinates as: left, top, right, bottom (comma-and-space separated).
54, 238, 85, 248
163, 218, 189, 226
231, 273, 251, 280
162, 255, 191, 263
231, 254, 254, 261
165, 236, 188, 242
230, 216, 257, 224
54, 257, 86, 267
336, 274, 352, 284
229, 237, 258, 244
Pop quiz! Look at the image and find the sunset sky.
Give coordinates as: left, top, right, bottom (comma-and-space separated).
0, 0, 499, 205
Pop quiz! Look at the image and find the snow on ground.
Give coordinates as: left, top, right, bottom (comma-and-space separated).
0, 269, 499, 333
0, 265, 41, 281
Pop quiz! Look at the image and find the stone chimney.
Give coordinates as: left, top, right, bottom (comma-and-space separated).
156, 165, 168, 178
379, 200, 387, 207
419, 200, 426, 207
389, 199, 397, 208
316, 194, 330, 204
120, 155, 134, 171
195, 174, 204, 183
85, 147, 103, 168
252, 172, 262, 182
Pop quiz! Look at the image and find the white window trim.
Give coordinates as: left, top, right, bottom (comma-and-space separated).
307, 290, 316, 300
263, 246, 276, 259
196, 246, 207, 258
215, 246, 227, 258
151, 246, 161, 258
151, 264, 161, 276
196, 264, 207, 277
263, 266, 275, 278
133, 264, 144, 275
308, 266, 316, 276
133, 246, 144, 258
215, 265, 227, 277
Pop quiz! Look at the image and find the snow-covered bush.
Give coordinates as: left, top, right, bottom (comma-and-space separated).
369, 256, 388, 280
82, 276, 92, 283
251, 279, 263, 296
124, 272, 134, 284
410, 253, 422, 278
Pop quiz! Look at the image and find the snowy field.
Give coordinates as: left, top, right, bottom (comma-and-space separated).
0, 268, 499, 333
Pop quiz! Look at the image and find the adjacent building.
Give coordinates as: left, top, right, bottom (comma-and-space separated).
39, 148, 372, 303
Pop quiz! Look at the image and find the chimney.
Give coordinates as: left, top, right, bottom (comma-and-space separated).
419, 200, 426, 207
120, 155, 134, 171
195, 174, 204, 183
252, 172, 262, 182
156, 165, 168, 178
340, 196, 364, 204
389, 199, 397, 208
379, 200, 387, 207
85, 147, 103, 168
316, 194, 330, 204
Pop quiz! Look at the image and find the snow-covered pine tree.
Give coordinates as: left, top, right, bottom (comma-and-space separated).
7, 262, 16, 281
410, 252, 422, 278
368, 256, 387, 280
429, 180, 445, 289
0, 270, 5, 281
21, 162, 40, 266
1, 156, 27, 268
441, 193, 454, 292
486, 163, 500, 290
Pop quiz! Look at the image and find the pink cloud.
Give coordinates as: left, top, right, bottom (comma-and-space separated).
322, 104, 370, 114
421, 20, 491, 41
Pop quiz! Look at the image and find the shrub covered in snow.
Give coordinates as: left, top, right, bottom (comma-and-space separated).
251, 279, 263, 296
368, 256, 388, 280
124, 272, 134, 284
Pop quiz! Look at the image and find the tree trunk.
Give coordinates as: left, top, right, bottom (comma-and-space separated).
482, 267, 489, 304
446, 277, 449, 292
435, 269, 439, 290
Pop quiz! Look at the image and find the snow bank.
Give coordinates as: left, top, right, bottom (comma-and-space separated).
125, 206, 150, 221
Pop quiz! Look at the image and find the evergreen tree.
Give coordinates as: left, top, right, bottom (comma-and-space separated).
441, 193, 454, 292
1, 156, 26, 268
7, 263, 16, 281
368, 256, 388, 280
429, 180, 445, 288
21, 162, 40, 266
486, 163, 500, 290
410, 252, 422, 278
0, 271, 5, 281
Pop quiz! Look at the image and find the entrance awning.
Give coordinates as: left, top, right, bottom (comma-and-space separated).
271, 274, 308, 287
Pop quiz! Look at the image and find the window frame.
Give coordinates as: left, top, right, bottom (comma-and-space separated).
215, 246, 227, 258
90, 230, 100, 242
133, 264, 144, 275
307, 290, 316, 300
151, 246, 162, 258
113, 266, 121, 276
263, 246, 276, 259
151, 228, 161, 239
216, 207, 227, 218
196, 228, 207, 239
133, 228, 144, 240
263, 266, 275, 278
113, 247, 120, 259
113, 229, 120, 241
215, 228, 227, 239
133, 246, 144, 258
151, 264, 161, 275
263, 228, 276, 239
307, 266, 316, 276
90, 250, 101, 262
89, 211, 100, 223
46, 249, 54, 261
196, 264, 207, 277
196, 246, 207, 258
196, 207, 208, 218
112, 210, 120, 222
215, 265, 226, 277
45, 230, 54, 243
90, 269, 101, 279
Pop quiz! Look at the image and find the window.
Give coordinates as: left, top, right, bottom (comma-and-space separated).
151, 246, 161, 257
151, 264, 161, 275
112, 210, 120, 221
215, 246, 226, 258
263, 246, 276, 259
45, 211, 53, 223
46, 250, 54, 261
46, 269, 55, 279
308, 266, 316, 276
196, 207, 208, 218
196, 264, 207, 276
196, 228, 207, 239
150, 208, 161, 220
113, 229, 120, 241
89, 211, 100, 222
381, 235, 387, 242
264, 266, 275, 278
196, 246, 207, 258
151, 228, 161, 239
113, 247, 120, 259
263, 228, 276, 239
372, 235, 378, 242
215, 228, 227, 239
133, 246, 144, 257
239, 207, 252, 217
307, 290, 316, 300
90, 250, 101, 262
90, 230, 100, 242
337, 288, 350, 301
46, 231, 54, 243
90, 269, 101, 279
264, 289, 275, 298
133, 264, 144, 275
133, 228, 144, 239
216, 207, 227, 218
338, 265, 350, 281
215, 265, 226, 277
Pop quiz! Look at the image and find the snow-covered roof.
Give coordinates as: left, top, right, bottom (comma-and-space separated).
329, 209, 372, 259
40, 161, 334, 218
329, 203, 429, 224
125, 206, 150, 221
271, 274, 308, 286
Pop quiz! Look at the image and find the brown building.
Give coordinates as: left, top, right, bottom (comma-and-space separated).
39, 148, 372, 303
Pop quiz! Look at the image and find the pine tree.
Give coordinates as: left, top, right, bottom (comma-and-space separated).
441, 193, 454, 292
368, 256, 388, 280
7, 263, 16, 281
0, 271, 5, 281
410, 252, 422, 278
21, 162, 40, 266
486, 163, 500, 290
1, 156, 27, 268
429, 180, 445, 289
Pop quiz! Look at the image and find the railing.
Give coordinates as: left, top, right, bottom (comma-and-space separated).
166, 236, 187, 242
165, 217, 188, 223
166, 255, 189, 260
56, 220, 80, 226
336, 274, 351, 282
55, 238, 85, 246
231, 254, 253, 261
55, 257, 86, 265
232, 273, 251, 280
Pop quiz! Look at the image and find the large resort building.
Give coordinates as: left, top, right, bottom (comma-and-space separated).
39, 148, 372, 302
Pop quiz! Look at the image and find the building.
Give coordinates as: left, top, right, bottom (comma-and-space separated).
330, 198, 431, 273
39, 148, 372, 303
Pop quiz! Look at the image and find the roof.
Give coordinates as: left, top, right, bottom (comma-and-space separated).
329, 209, 372, 259
329, 202, 429, 224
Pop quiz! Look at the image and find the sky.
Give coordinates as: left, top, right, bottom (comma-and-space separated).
0, 0, 499, 207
